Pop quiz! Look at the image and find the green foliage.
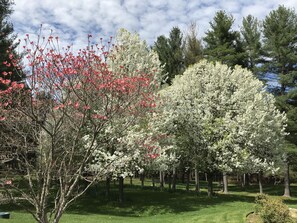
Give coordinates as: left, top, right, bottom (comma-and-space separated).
183, 22, 203, 67
262, 5, 297, 94
255, 194, 292, 223
203, 10, 245, 68
0, 0, 24, 90
154, 27, 184, 84
263, 6, 297, 162
240, 15, 262, 76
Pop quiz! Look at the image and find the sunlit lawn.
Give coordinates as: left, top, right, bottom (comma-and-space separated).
1, 179, 297, 223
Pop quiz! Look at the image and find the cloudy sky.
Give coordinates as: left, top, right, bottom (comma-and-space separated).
11, 0, 297, 49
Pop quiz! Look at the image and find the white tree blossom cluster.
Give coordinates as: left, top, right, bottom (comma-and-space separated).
160, 60, 287, 174
88, 29, 176, 179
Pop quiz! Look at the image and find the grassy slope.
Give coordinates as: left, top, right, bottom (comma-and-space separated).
1, 179, 297, 223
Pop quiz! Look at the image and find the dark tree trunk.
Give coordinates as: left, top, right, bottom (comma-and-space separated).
207, 172, 213, 197
105, 175, 111, 198
130, 176, 133, 185
258, 171, 263, 194
195, 168, 200, 194
152, 174, 155, 188
283, 161, 291, 197
159, 171, 164, 190
186, 169, 190, 192
172, 168, 176, 192
140, 173, 145, 188
223, 172, 228, 194
168, 172, 172, 190
118, 177, 124, 203
241, 173, 246, 189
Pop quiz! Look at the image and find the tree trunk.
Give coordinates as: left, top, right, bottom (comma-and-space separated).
207, 172, 213, 197
105, 175, 111, 198
241, 173, 246, 189
258, 171, 263, 194
194, 167, 200, 194
168, 172, 172, 190
37, 211, 49, 223
283, 160, 291, 197
118, 177, 124, 203
130, 176, 133, 185
223, 172, 228, 194
186, 169, 190, 192
140, 173, 145, 188
159, 171, 164, 190
172, 168, 176, 192
205, 173, 208, 181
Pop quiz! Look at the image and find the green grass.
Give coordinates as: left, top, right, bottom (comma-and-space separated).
1, 179, 297, 223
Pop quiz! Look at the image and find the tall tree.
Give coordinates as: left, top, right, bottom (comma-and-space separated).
240, 15, 262, 75
0, 0, 24, 90
263, 5, 297, 197
160, 60, 286, 196
203, 10, 245, 67
0, 32, 160, 223
183, 22, 203, 67
154, 27, 184, 84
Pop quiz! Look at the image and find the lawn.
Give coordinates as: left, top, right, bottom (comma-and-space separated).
1, 179, 297, 223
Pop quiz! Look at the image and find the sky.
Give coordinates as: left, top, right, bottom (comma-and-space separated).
10, 0, 297, 49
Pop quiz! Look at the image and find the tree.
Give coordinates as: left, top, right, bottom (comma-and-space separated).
240, 15, 262, 75
263, 5, 297, 197
203, 11, 245, 67
183, 22, 203, 67
154, 27, 184, 84
0, 0, 24, 90
0, 32, 160, 223
89, 28, 164, 202
160, 60, 286, 196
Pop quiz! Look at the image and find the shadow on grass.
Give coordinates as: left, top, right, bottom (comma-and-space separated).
67, 182, 256, 217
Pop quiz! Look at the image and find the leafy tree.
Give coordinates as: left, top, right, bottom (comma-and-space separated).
0, 0, 24, 90
154, 27, 184, 84
90, 28, 164, 202
0, 32, 160, 223
263, 5, 297, 197
240, 15, 262, 75
160, 60, 286, 196
183, 22, 203, 67
203, 10, 245, 67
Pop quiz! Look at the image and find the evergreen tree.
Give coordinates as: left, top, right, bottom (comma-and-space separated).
203, 10, 245, 67
154, 27, 184, 84
0, 0, 24, 90
240, 15, 262, 75
183, 22, 203, 67
263, 5, 297, 197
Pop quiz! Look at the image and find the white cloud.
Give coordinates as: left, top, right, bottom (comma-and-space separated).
11, 0, 297, 50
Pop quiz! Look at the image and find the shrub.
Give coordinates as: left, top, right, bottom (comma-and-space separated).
255, 194, 292, 223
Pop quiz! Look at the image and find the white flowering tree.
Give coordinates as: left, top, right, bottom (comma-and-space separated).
88, 29, 169, 201
160, 60, 287, 196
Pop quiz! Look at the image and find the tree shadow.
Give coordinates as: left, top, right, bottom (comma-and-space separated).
66, 183, 256, 217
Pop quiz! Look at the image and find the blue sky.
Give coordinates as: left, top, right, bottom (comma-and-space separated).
11, 0, 297, 49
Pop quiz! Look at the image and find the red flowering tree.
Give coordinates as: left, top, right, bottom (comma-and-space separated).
0, 33, 159, 223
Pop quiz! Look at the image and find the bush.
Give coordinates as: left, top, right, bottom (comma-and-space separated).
255, 194, 292, 223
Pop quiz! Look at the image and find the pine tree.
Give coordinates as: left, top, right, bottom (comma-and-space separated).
263, 5, 297, 197
0, 0, 24, 90
240, 15, 262, 75
154, 27, 184, 84
203, 10, 245, 68
184, 22, 203, 67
